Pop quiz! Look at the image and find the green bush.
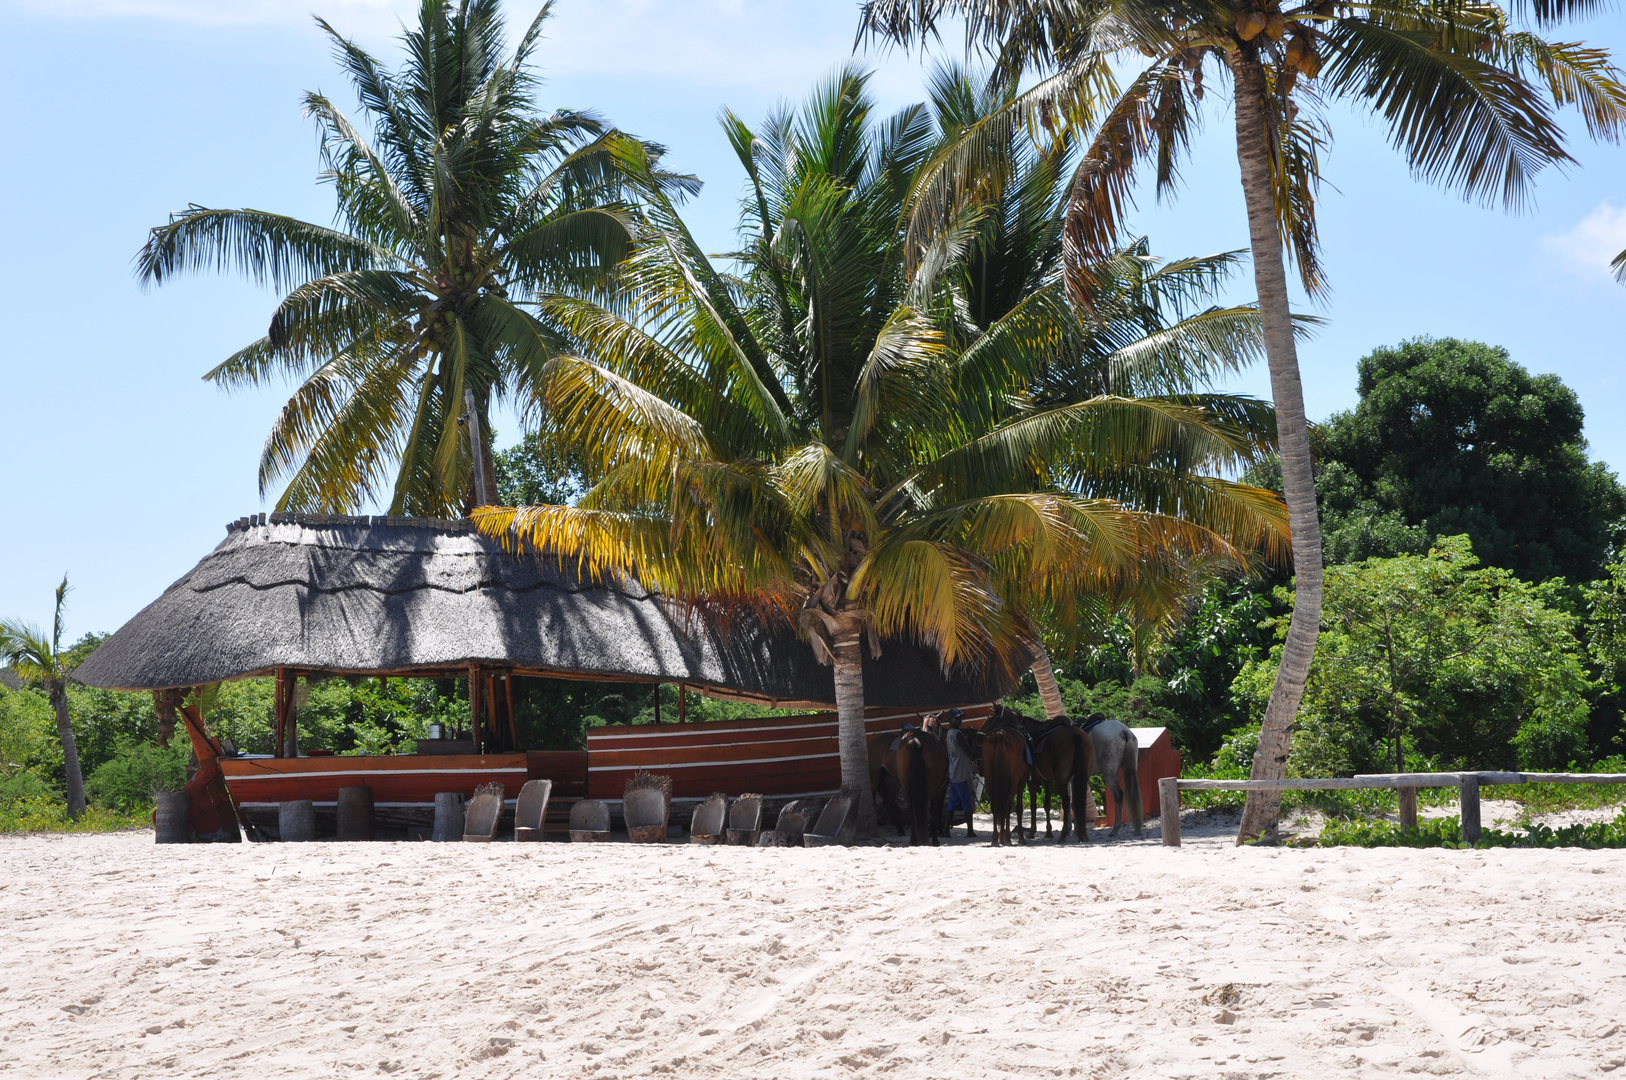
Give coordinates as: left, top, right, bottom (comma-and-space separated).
0, 795, 149, 834
0, 770, 53, 801
85, 740, 190, 811
1318, 809, 1626, 849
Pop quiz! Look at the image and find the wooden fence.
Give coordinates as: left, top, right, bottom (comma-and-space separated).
1156, 771, 1626, 847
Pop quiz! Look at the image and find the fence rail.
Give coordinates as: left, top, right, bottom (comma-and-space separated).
1156, 771, 1626, 847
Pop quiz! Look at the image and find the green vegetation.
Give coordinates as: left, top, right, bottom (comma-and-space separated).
1317, 338, 1626, 583
1318, 811, 1626, 849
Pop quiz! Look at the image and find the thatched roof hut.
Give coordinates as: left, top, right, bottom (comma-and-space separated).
74, 513, 1008, 710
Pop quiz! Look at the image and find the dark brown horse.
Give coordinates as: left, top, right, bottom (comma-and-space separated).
868, 725, 949, 845
978, 711, 1030, 847
1019, 715, 1093, 844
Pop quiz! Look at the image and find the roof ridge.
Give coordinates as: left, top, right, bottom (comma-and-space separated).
227, 513, 475, 535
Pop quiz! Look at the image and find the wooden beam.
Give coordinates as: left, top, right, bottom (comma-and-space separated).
273, 668, 287, 759
503, 674, 518, 751
653, 683, 661, 725
678, 683, 687, 724
468, 665, 482, 754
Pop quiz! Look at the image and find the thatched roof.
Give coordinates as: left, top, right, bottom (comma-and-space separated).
73, 513, 1009, 710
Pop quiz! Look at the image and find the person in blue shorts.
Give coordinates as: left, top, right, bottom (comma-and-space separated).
942, 710, 976, 838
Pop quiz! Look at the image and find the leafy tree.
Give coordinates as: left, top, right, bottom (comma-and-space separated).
0, 578, 87, 817
1317, 337, 1625, 583
494, 431, 585, 507
136, 0, 669, 516
477, 68, 1286, 833
861, 0, 1626, 840
1233, 536, 1593, 773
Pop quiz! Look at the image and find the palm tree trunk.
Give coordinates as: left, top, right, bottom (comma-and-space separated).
1030, 649, 1067, 719
832, 634, 876, 838
50, 679, 86, 818
1227, 49, 1324, 843
1030, 648, 1098, 822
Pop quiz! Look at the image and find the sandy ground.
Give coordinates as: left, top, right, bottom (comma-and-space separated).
1, 822, 1623, 1080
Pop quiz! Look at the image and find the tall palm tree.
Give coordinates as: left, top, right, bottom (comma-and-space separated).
920, 63, 1296, 715
1, 578, 86, 818
476, 68, 1288, 834
862, 0, 1626, 839
136, 0, 680, 516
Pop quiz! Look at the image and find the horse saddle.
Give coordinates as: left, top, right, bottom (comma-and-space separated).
1077, 715, 1109, 733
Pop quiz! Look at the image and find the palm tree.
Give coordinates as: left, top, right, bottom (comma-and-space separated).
919, 64, 1296, 715
861, 0, 1626, 839
136, 0, 680, 516
1, 578, 86, 818
476, 68, 1288, 834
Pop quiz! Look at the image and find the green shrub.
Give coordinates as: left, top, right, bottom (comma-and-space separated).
0, 796, 150, 834
1318, 809, 1626, 849
85, 740, 190, 811
0, 770, 53, 802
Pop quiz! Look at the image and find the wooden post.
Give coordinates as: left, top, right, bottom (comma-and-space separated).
1458, 774, 1481, 844
1158, 777, 1181, 847
273, 667, 287, 759
653, 683, 661, 724
1398, 786, 1418, 831
176, 703, 241, 843
503, 674, 518, 752
283, 673, 299, 758
469, 666, 482, 754
678, 683, 687, 723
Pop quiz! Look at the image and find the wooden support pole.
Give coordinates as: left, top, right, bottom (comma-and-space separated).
503, 674, 518, 752
1398, 786, 1418, 831
1158, 777, 1181, 847
1458, 775, 1481, 845
273, 668, 287, 759
283, 673, 299, 758
653, 683, 661, 725
678, 683, 687, 724
469, 666, 482, 754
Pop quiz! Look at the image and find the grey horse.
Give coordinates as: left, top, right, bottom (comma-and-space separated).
1082, 714, 1143, 837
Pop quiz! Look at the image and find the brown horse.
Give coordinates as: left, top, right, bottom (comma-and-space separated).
868, 725, 949, 845
1019, 715, 1093, 844
978, 711, 1030, 847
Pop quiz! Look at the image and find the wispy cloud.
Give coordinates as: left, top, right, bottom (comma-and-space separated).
1539, 201, 1626, 286
6, 0, 414, 31
4, 0, 930, 96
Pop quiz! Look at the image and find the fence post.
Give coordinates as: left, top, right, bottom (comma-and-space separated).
1398, 787, 1418, 832
1158, 778, 1181, 847
1458, 775, 1480, 845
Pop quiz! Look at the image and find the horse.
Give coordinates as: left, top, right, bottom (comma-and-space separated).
868, 724, 949, 845
1018, 714, 1093, 843
1082, 713, 1144, 837
978, 710, 1030, 847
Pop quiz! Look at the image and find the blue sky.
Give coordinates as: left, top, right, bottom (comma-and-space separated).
2, 0, 1624, 638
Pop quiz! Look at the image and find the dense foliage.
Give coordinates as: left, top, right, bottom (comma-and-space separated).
1233, 536, 1593, 773
1317, 338, 1626, 583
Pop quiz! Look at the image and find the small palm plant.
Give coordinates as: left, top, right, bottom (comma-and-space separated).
136, 0, 680, 516
0, 578, 86, 819
477, 69, 1288, 833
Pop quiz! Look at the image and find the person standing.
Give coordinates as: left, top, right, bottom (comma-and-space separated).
942, 710, 976, 837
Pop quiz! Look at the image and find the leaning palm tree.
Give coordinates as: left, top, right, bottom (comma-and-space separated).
1, 578, 86, 818
476, 68, 1288, 834
136, 0, 678, 516
862, 0, 1626, 839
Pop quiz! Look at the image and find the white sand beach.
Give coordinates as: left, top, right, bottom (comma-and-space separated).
1, 826, 1622, 1079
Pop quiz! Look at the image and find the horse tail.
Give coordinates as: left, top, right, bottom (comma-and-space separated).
906, 735, 929, 846
1120, 728, 1143, 835
1071, 730, 1092, 842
